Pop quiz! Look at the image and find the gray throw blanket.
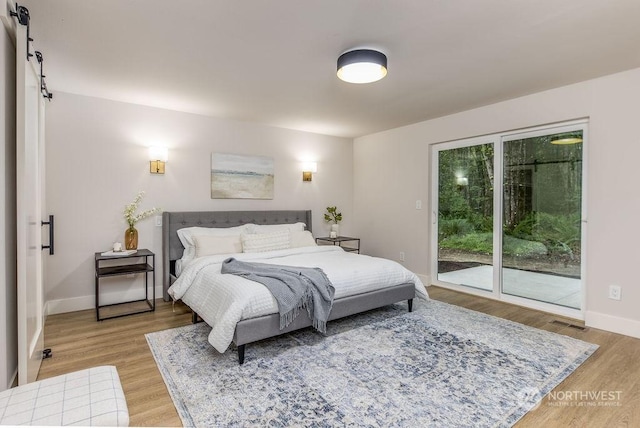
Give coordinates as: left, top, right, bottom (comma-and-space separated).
221, 258, 335, 333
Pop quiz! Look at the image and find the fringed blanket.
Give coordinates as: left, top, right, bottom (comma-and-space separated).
221, 258, 335, 332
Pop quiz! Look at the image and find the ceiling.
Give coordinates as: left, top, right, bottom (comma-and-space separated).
18, 0, 640, 138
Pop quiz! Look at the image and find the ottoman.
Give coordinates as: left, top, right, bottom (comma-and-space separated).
0, 366, 129, 426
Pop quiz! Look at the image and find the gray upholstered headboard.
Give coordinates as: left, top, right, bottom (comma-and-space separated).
162, 210, 312, 301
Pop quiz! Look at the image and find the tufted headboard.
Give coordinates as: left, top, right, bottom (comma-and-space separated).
162, 210, 312, 301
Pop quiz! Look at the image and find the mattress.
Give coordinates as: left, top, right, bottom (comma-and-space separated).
169, 245, 428, 352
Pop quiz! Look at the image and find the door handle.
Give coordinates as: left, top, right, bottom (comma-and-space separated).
41, 214, 54, 255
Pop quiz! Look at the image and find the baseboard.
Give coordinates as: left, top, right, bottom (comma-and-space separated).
8, 368, 17, 389
46, 294, 94, 316
414, 276, 638, 338
585, 310, 640, 339
417, 274, 431, 287
46, 285, 165, 315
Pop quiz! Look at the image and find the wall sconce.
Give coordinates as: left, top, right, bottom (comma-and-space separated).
149, 147, 168, 174
301, 162, 317, 182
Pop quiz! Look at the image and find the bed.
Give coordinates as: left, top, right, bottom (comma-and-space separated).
162, 210, 428, 364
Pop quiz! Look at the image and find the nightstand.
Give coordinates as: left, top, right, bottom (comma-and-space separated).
94, 249, 155, 321
315, 236, 360, 253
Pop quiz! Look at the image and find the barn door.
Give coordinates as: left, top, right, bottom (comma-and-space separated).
14, 6, 46, 385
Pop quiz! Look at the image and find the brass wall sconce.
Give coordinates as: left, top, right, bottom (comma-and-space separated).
301, 162, 317, 182
149, 147, 168, 174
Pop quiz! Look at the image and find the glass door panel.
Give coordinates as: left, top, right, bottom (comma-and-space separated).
502, 130, 583, 309
436, 143, 494, 291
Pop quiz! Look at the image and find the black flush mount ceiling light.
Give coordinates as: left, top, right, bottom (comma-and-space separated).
337, 49, 387, 84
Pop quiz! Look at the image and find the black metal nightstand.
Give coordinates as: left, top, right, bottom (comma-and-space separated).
94, 249, 155, 321
315, 236, 360, 253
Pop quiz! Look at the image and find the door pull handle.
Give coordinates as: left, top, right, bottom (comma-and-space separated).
41, 214, 54, 255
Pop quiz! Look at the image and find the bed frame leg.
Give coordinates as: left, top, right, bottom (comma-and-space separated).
192, 311, 199, 324
238, 345, 245, 365
408, 299, 413, 312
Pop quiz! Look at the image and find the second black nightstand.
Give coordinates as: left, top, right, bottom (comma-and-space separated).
315, 236, 360, 253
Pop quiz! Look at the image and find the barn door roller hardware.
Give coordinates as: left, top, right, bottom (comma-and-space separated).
35, 51, 53, 100
10, 4, 54, 100
10, 3, 33, 60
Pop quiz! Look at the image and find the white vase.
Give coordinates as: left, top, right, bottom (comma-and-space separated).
330, 224, 340, 237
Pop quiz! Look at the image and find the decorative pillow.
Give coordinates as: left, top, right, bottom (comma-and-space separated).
177, 225, 253, 270
194, 234, 243, 258
177, 225, 251, 250
241, 230, 291, 253
248, 222, 306, 234
290, 230, 317, 248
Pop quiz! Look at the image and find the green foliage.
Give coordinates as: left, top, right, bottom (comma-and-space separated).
438, 145, 494, 218
510, 212, 580, 256
503, 235, 548, 256
438, 218, 474, 239
440, 232, 493, 254
440, 232, 547, 257
535, 213, 581, 247
467, 212, 494, 233
324, 206, 342, 224
437, 131, 583, 260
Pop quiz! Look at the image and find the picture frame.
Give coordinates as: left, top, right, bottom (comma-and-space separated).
211, 153, 274, 199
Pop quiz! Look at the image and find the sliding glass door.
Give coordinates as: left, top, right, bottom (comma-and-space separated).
501, 128, 583, 309
432, 122, 586, 316
436, 140, 495, 291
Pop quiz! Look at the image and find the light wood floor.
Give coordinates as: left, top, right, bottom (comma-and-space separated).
39, 286, 640, 427
39, 300, 192, 427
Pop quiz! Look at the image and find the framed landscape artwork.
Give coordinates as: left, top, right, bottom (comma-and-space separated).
211, 153, 274, 199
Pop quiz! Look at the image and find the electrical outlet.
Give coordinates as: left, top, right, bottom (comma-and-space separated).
399, 251, 405, 262
415, 200, 422, 210
608, 285, 621, 301
155, 216, 162, 227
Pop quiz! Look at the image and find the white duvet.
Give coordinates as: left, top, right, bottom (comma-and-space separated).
168, 245, 428, 352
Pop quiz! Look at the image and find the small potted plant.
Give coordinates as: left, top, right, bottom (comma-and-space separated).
324, 206, 342, 238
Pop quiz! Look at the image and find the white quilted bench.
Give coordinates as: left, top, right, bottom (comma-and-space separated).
0, 366, 129, 426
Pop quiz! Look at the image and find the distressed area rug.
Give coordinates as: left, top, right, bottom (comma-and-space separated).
146, 299, 597, 427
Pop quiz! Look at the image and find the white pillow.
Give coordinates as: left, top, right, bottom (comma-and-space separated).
194, 234, 243, 258
177, 225, 252, 270
175, 258, 184, 277
177, 225, 250, 249
177, 247, 196, 274
290, 230, 317, 248
248, 222, 306, 234
241, 230, 291, 253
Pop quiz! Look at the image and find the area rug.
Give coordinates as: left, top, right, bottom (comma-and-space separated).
146, 299, 598, 427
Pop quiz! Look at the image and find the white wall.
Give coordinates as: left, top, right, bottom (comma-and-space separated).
354, 67, 640, 338
0, 24, 17, 390
45, 92, 353, 313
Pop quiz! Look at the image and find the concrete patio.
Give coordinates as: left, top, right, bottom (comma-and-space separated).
437, 265, 581, 309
